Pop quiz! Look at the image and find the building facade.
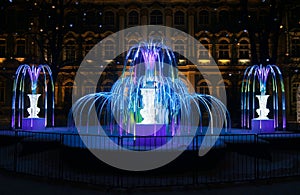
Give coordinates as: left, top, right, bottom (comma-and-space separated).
0, 0, 299, 127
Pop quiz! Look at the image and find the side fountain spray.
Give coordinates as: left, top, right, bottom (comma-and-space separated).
12, 64, 55, 130
241, 64, 286, 132
70, 39, 231, 146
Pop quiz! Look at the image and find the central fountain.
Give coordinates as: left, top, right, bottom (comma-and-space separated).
70, 39, 230, 149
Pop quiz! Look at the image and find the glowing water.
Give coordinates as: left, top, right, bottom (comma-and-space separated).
12, 64, 55, 129
70, 40, 231, 138
241, 64, 286, 130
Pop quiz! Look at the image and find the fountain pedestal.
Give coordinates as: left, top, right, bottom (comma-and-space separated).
22, 94, 45, 130
251, 95, 274, 133
251, 119, 274, 133
22, 118, 45, 130
134, 124, 167, 147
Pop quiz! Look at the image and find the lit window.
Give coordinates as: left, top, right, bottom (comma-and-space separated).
198, 81, 210, 94
218, 40, 230, 59
239, 40, 250, 59
104, 40, 115, 60
199, 40, 210, 58
84, 40, 95, 57
174, 40, 185, 58
65, 40, 76, 61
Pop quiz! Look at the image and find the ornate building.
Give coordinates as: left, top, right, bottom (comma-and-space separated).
0, 0, 299, 127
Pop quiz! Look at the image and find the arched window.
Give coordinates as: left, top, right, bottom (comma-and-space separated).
63, 82, 73, 103
293, 82, 300, 105
239, 40, 250, 59
104, 11, 115, 25
219, 10, 229, 24
0, 81, 5, 103
292, 38, 300, 57
218, 40, 230, 59
65, 12, 78, 27
128, 11, 139, 25
150, 10, 163, 25
84, 40, 95, 57
65, 40, 76, 61
174, 11, 184, 25
104, 40, 115, 59
16, 39, 25, 57
199, 40, 210, 58
199, 10, 209, 25
174, 40, 185, 58
197, 80, 211, 94
84, 11, 96, 26
84, 82, 95, 95
0, 39, 6, 57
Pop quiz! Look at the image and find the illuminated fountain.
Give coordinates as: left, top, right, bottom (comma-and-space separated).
70, 40, 230, 147
12, 64, 55, 130
241, 64, 286, 132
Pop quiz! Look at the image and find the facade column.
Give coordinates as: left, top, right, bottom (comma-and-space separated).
141, 8, 148, 25
165, 8, 173, 41
118, 9, 126, 57
187, 8, 195, 59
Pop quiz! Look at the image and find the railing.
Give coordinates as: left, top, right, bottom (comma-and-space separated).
0, 130, 300, 189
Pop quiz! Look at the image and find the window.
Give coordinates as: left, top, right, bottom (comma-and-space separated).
199, 11, 209, 25
239, 40, 250, 59
199, 40, 210, 58
0, 40, 6, 57
104, 40, 115, 59
292, 38, 300, 57
17, 11, 27, 31
84, 11, 96, 26
16, 39, 25, 57
150, 10, 163, 25
292, 82, 300, 115
174, 11, 184, 25
197, 81, 210, 94
65, 12, 78, 28
104, 11, 115, 25
63, 82, 73, 104
84, 40, 95, 57
128, 11, 139, 25
65, 40, 76, 61
0, 81, 5, 103
218, 40, 230, 59
259, 13, 267, 25
219, 10, 229, 24
84, 83, 95, 94
174, 40, 185, 58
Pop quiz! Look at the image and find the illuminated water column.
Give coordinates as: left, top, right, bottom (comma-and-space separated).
12, 64, 55, 130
